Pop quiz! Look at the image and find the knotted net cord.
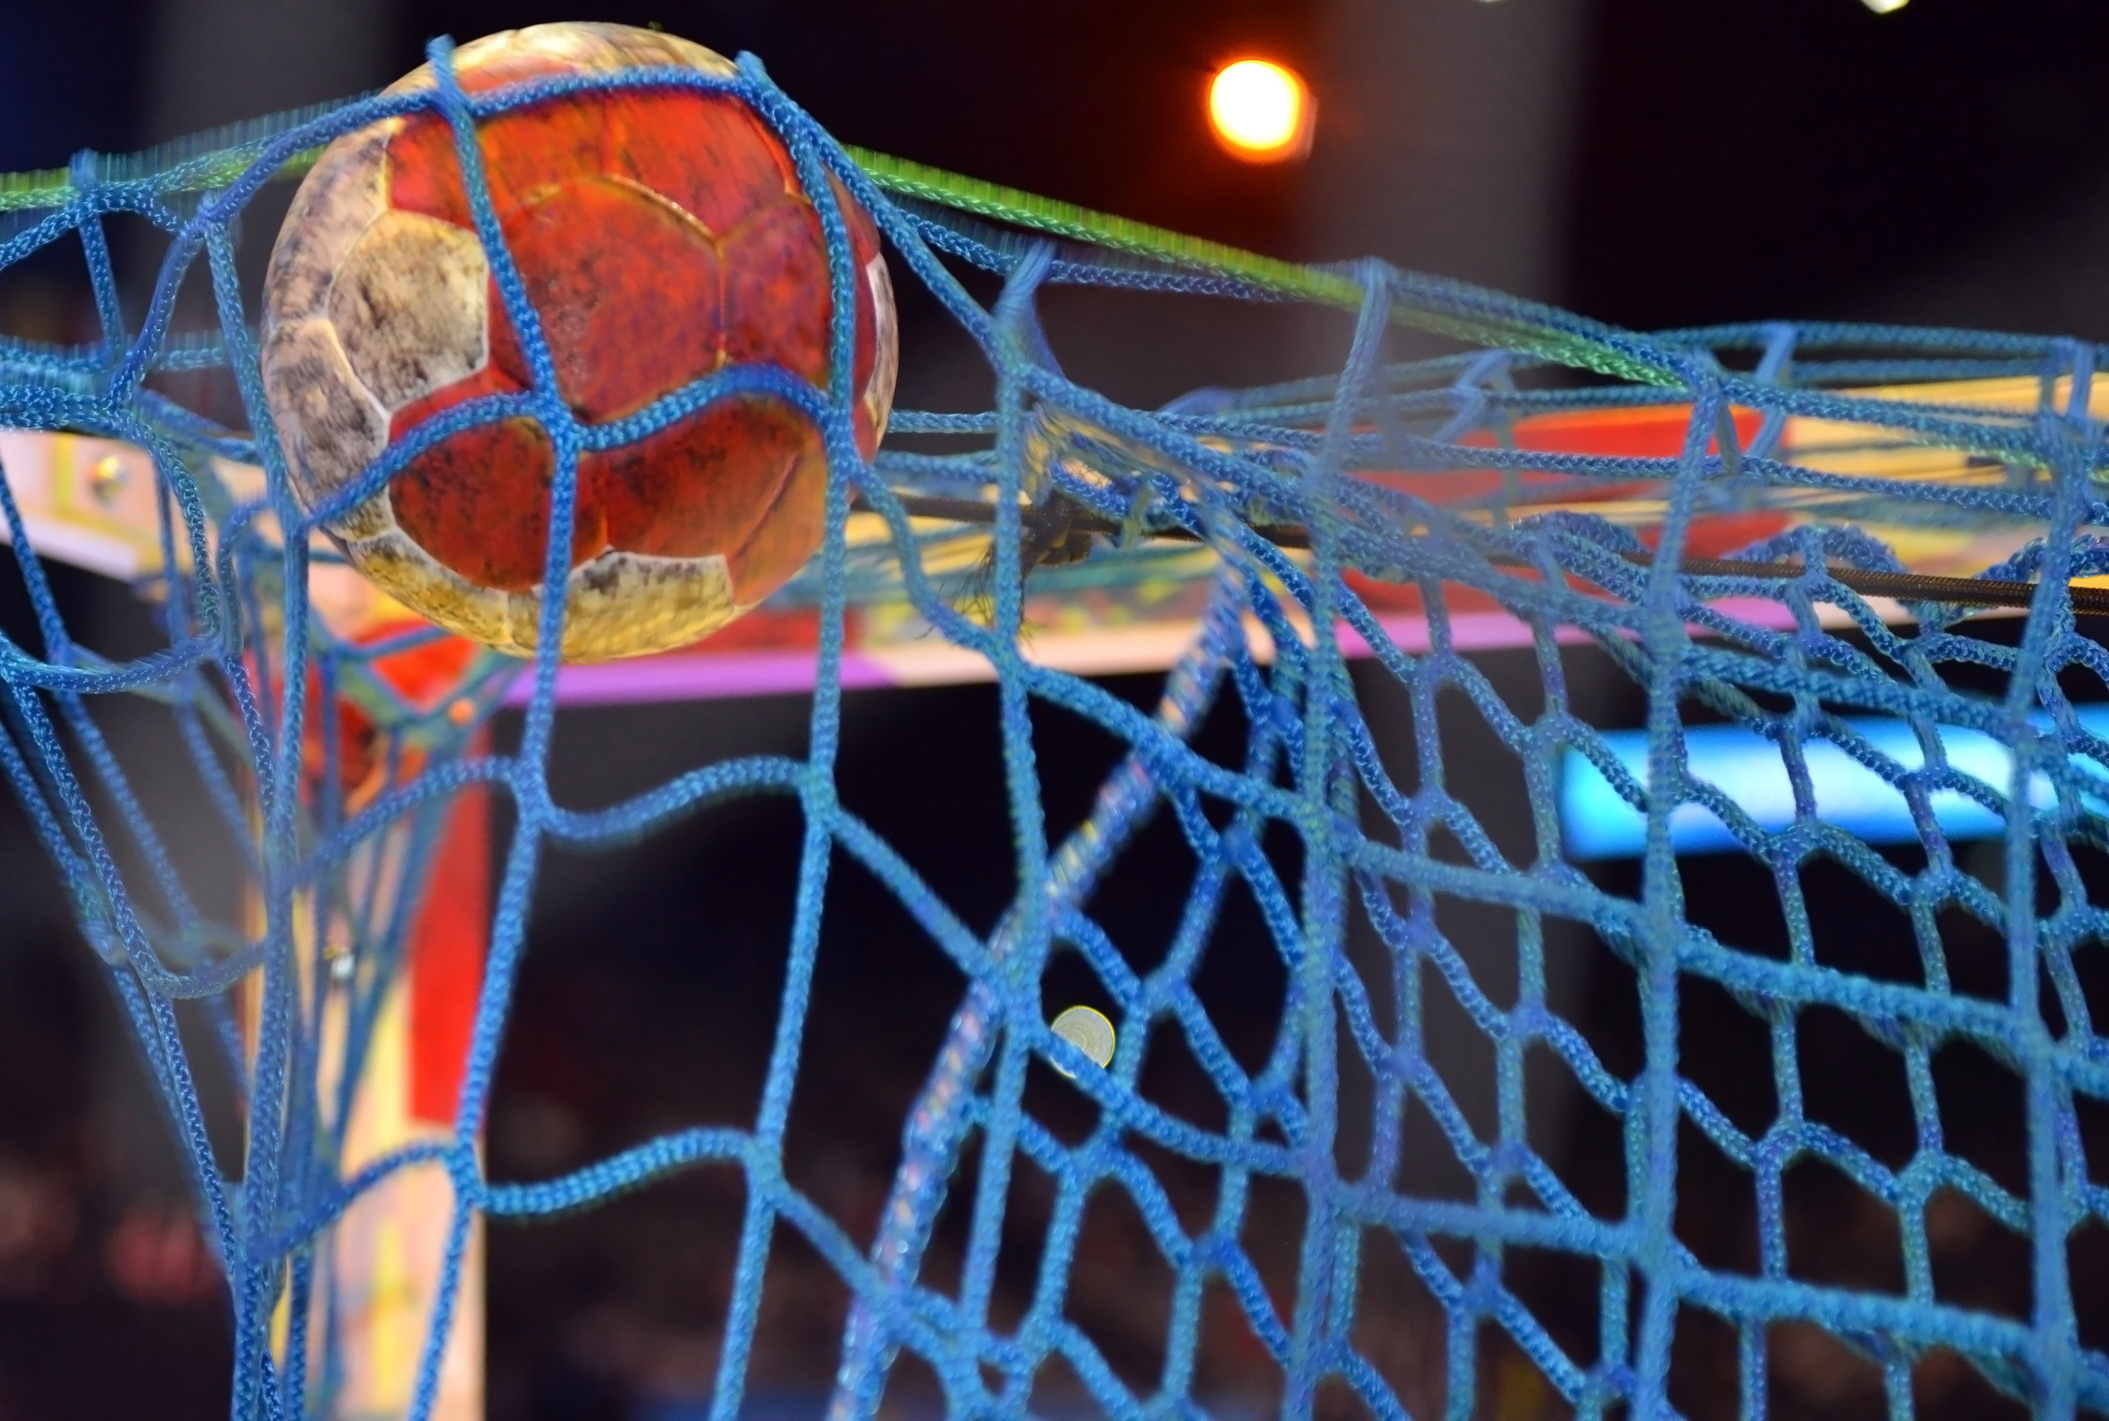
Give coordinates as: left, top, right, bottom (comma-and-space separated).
0, 38, 2104, 1419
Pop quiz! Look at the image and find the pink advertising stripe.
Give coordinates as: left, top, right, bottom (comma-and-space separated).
513, 596, 1825, 708
507, 649, 905, 707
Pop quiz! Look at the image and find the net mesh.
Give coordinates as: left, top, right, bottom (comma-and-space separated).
1, 39, 2106, 1419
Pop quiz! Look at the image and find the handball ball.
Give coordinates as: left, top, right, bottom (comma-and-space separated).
261, 22, 897, 662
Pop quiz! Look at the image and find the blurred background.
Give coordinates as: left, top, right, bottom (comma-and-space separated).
2, 0, 2108, 1417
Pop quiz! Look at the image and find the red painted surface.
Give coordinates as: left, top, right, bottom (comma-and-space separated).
377, 63, 884, 604
1344, 403, 1786, 615
285, 622, 480, 807
1501, 402, 1765, 458
1364, 403, 1768, 507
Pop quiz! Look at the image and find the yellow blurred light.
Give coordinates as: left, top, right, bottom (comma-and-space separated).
1050, 1006, 1115, 1077
1208, 60, 1312, 162
1863, 0, 1908, 10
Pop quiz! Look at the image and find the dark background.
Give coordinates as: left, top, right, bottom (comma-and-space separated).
1, 1, 2106, 1418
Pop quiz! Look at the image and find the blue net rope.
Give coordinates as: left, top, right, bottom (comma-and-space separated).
1, 38, 2106, 1419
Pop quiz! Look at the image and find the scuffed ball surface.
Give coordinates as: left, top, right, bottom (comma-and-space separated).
262, 22, 898, 662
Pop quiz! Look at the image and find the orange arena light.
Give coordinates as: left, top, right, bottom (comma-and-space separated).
1207, 59, 1314, 163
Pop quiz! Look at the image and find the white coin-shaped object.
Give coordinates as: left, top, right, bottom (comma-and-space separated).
1050, 1005, 1117, 1077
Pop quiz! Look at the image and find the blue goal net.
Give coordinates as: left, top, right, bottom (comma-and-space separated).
1, 33, 2106, 1420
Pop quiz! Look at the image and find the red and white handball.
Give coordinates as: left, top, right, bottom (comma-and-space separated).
260, 22, 897, 662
